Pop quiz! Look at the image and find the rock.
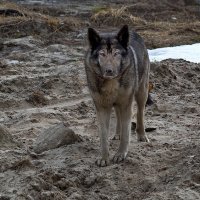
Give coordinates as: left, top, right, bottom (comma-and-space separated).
145, 127, 157, 132
33, 123, 82, 153
0, 125, 18, 148
131, 122, 156, 132
83, 173, 96, 188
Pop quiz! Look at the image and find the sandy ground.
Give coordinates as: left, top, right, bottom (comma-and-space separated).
0, 1, 200, 199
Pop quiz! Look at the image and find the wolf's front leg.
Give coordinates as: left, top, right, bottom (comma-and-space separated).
95, 105, 112, 167
113, 104, 132, 163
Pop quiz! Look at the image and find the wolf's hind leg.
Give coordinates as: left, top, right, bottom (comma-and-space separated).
112, 106, 121, 140
135, 88, 149, 142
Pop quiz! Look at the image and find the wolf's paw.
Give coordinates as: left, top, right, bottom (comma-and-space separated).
112, 134, 120, 140
95, 158, 109, 167
137, 135, 149, 142
113, 152, 127, 163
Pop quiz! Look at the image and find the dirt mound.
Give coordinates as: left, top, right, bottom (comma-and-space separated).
150, 59, 200, 98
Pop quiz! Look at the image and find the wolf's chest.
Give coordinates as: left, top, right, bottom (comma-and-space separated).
101, 79, 119, 97
92, 79, 120, 106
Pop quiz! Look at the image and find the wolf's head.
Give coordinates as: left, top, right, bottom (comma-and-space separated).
87, 25, 131, 79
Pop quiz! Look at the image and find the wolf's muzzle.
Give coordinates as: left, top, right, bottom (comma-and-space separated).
103, 69, 116, 79
105, 69, 114, 76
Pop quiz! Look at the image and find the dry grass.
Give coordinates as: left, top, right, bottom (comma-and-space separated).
0, 2, 83, 38
1, 1, 200, 47
0, 2, 60, 24
91, 5, 200, 48
91, 6, 147, 26
142, 21, 200, 48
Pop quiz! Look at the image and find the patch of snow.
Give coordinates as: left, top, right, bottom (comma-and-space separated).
148, 43, 200, 63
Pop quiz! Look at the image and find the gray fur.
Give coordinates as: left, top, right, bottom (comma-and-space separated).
85, 25, 150, 166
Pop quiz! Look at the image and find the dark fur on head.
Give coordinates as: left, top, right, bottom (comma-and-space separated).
87, 25, 131, 80
88, 28, 101, 52
116, 25, 129, 50
88, 25, 129, 52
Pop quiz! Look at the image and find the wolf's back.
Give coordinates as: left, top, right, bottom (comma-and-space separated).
129, 31, 150, 85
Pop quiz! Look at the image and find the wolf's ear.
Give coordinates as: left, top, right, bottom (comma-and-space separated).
117, 25, 129, 49
88, 28, 101, 50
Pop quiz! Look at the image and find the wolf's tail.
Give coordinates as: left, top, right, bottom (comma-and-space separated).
146, 94, 154, 106
146, 82, 154, 106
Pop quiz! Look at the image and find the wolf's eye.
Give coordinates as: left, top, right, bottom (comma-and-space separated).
114, 51, 120, 57
99, 51, 106, 57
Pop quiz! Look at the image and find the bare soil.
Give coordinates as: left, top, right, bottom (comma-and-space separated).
0, 1, 200, 199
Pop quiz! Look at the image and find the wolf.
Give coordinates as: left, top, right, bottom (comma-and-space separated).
85, 25, 150, 167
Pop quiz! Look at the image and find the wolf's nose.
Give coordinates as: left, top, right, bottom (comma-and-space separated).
106, 69, 113, 75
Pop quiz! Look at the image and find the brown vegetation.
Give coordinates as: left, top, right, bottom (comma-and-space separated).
0, 2, 84, 39
90, 2, 200, 48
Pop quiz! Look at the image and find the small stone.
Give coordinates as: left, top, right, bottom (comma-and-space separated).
84, 173, 96, 188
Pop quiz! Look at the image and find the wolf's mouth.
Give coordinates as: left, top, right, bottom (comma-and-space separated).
103, 73, 118, 79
